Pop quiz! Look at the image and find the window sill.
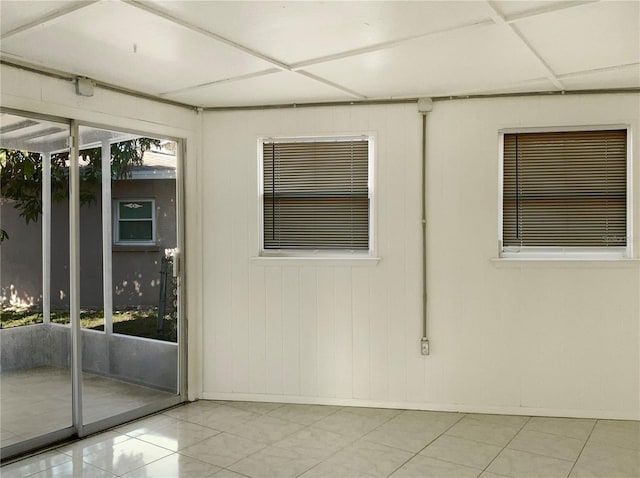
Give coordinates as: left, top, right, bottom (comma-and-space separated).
491, 257, 640, 268
252, 256, 381, 267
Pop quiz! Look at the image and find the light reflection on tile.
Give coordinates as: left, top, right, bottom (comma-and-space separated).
0, 450, 72, 478
76, 437, 174, 476
135, 419, 220, 451
30, 459, 118, 477
121, 453, 222, 478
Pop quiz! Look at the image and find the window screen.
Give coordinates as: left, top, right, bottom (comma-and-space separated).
502, 129, 627, 248
263, 138, 369, 250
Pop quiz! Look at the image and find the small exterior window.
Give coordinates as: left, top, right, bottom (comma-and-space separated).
261, 136, 372, 253
500, 128, 630, 258
114, 199, 155, 245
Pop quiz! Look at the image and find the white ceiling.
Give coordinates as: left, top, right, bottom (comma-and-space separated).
0, 1, 638, 108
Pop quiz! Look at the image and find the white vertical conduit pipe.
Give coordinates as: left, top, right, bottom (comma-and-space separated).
417, 98, 433, 355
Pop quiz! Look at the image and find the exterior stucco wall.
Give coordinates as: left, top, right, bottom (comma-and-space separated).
1, 179, 176, 309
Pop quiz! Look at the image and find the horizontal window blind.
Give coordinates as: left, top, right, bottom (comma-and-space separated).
503, 129, 627, 247
263, 139, 369, 250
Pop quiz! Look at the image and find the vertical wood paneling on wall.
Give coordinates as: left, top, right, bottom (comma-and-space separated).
386, 112, 410, 404
317, 268, 336, 396
351, 267, 371, 399
368, 269, 390, 401
231, 257, 250, 393
231, 124, 251, 393
248, 265, 267, 393
205, 141, 234, 392
204, 105, 424, 402
299, 267, 319, 396
333, 267, 353, 398
282, 266, 301, 396
368, 121, 391, 401
265, 266, 284, 394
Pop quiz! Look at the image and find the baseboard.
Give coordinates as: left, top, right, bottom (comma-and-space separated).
201, 391, 639, 421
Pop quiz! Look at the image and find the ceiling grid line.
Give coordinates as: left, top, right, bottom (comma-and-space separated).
295, 71, 367, 100
122, 0, 291, 71
121, 0, 367, 101
558, 62, 640, 79
0, 0, 100, 40
485, 1, 564, 90
289, 19, 495, 70
159, 68, 283, 97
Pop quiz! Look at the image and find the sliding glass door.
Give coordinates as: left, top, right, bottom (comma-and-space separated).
0, 111, 185, 460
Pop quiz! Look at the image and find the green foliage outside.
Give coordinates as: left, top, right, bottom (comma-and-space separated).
0, 307, 176, 342
0, 138, 160, 241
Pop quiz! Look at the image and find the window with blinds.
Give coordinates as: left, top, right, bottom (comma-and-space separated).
502, 129, 627, 253
262, 137, 370, 251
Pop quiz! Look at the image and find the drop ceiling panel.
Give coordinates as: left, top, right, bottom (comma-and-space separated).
0, 1, 637, 107
0, 0, 90, 34
0, 1, 274, 95
515, 1, 640, 76
304, 23, 553, 99
144, 0, 491, 65
164, 70, 355, 107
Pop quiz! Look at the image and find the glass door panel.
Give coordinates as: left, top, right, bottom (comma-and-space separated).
1, 112, 72, 457
77, 126, 181, 431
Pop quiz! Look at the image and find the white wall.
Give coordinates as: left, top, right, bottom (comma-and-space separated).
202, 94, 640, 419
0, 64, 203, 399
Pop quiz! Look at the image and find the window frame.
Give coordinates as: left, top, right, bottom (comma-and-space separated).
258, 134, 376, 258
113, 198, 156, 246
498, 124, 633, 260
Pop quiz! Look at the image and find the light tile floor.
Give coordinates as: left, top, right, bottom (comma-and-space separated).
1, 366, 175, 448
1, 400, 638, 477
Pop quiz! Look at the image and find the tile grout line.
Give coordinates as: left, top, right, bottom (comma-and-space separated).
291, 411, 389, 477
200, 405, 346, 477
565, 418, 598, 478
290, 408, 413, 477
164, 402, 349, 476
382, 412, 469, 477
480, 415, 533, 475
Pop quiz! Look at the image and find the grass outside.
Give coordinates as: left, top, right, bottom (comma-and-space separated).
0, 307, 176, 342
